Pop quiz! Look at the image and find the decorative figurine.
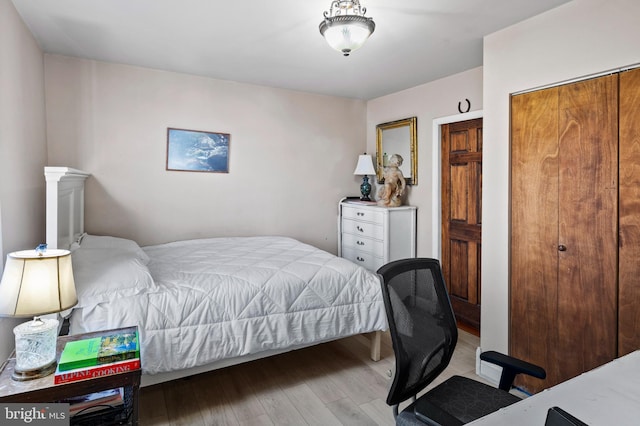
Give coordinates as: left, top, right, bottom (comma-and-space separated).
377, 154, 406, 207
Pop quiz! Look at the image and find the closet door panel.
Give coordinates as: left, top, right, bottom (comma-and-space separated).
619, 67, 640, 356
510, 87, 560, 392
556, 75, 618, 380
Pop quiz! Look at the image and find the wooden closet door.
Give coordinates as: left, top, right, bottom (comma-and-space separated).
556, 74, 618, 382
619, 67, 640, 356
510, 87, 560, 393
510, 74, 618, 393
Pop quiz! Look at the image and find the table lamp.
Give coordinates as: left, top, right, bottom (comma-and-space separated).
353, 153, 376, 201
0, 245, 77, 381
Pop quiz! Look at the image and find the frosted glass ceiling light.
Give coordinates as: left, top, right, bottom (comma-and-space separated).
319, 0, 375, 56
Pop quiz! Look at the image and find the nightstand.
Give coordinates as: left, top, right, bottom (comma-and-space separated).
0, 326, 141, 425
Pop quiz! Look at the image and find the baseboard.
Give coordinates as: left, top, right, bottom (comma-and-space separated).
475, 347, 501, 386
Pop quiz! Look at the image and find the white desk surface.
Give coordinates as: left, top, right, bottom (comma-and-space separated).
469, 350, 640, 425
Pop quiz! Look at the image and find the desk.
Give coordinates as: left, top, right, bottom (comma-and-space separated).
469, 351, 640, 425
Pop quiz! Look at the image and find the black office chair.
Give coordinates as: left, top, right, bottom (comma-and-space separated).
378, 258, 546, 425
545, 407, 588, 426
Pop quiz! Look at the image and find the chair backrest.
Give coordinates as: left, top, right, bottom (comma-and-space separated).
545, 407, 589, 426
378, 258, 458, 406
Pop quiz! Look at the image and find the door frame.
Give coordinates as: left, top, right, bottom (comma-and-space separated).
431, 110, 483, 259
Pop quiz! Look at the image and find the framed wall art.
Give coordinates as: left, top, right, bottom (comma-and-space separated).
166, 127, 230, 173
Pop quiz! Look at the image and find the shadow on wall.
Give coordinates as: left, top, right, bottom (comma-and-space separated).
83, 177, 134, 242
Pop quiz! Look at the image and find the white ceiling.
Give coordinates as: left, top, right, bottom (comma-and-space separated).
12, 0, 571, 100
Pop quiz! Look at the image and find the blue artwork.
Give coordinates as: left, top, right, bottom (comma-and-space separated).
167, 128, 229, 172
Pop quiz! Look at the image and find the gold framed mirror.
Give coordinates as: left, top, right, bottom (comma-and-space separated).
376, 117, 417, 185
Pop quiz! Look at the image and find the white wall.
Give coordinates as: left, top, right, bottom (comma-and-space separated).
45, 56, 367, 253
0, 0, 48, 360
367, 67, 483, 258
482, 0, 640, 352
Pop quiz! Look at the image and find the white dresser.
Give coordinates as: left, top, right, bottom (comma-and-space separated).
338, 199, 417, 272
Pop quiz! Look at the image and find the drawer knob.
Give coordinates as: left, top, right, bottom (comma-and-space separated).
357, 226, 364, 232
357, 212, 364, 216
357, 241, 365, 245
356, 256, 365, 262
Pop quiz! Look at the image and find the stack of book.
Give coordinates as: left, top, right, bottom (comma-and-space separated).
54, 330, 140, 385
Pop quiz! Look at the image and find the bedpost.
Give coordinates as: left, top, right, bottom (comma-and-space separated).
44, 167, 90, 249
370, 330, 382, 361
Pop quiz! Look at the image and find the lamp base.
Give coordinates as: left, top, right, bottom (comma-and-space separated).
360, 175, 372, 201
11, 360, 57, 381
12, 317, 59, 381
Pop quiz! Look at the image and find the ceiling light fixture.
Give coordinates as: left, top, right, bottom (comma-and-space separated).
319, 0, 375, 57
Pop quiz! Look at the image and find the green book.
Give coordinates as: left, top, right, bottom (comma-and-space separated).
58, 330, 140, 372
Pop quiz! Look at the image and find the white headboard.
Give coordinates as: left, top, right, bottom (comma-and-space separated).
45, 167, 91, 249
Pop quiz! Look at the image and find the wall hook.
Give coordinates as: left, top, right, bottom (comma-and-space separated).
458, 98, 471, 114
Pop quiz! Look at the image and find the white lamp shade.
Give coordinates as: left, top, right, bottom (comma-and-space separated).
354, 154, 376, 175
0, 249, 77, 317
322, 19, 373, 55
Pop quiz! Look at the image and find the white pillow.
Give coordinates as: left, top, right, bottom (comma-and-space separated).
71, 247, 156, 308
77, 234, 149, 265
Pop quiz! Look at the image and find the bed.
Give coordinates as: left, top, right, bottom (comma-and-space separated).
44, 167, 387, 386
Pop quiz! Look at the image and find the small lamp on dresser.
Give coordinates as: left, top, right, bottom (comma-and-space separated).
353, 153, 376, 201
0, 245, 77, 381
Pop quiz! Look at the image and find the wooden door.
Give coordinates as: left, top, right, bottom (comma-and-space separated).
556, 75, 618, 383
510, 87, 560, 392
441, 118, 482, 333
510, 74, 618, 393
619, 67, 640, 356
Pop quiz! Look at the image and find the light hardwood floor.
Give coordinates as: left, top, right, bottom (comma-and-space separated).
139, 330, 480, 425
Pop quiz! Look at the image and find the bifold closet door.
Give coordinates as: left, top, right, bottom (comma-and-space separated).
510, 87, 560, 393
556, 75, 618, 384
510, 74, 618, 393
619, 67, 640, 356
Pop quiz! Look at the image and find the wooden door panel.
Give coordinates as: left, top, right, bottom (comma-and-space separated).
442, 118, 482, 333
451, 131, 469, 152
619, 67, 640, 356
449, 240, 469, 299
557, 75, 618, 381
447, 239, 480, 327
510, 87, 560, 393
450, 165, 468, 221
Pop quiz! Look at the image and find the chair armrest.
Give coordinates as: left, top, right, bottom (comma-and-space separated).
480, 351, 546, 391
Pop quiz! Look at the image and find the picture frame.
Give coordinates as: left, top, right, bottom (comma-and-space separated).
376, 117, 417, 185
166, 127, 230, 173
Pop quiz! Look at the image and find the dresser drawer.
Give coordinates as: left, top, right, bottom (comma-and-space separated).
342, 218, 384, 240
341, 233, 384, 257
338, 200, 417, 273
341, 205, 385, 225
342, 247, 385, 272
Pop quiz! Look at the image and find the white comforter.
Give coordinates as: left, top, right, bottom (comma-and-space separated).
70, 236, 387, 374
